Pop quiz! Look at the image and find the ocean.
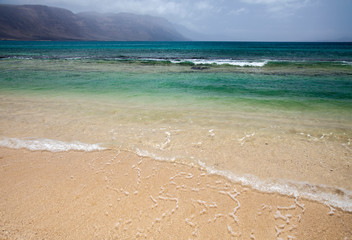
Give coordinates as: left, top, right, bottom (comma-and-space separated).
0, 41, 351, 212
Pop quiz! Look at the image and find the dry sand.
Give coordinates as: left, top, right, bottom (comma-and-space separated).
0, 147, 351, 239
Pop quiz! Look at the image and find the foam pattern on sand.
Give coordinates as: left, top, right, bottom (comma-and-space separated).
198, 160, 352, 212
1, 136, 351, 213
1, 148, 352, 239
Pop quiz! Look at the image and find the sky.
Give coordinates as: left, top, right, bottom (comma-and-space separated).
1, 0, 352, 41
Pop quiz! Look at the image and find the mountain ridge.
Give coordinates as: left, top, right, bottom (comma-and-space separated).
0, 4, 187, 41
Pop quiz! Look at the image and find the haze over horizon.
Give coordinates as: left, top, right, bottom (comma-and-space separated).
0, 0, 351, 42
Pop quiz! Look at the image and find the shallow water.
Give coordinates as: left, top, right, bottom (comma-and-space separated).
0, 41, 351, 211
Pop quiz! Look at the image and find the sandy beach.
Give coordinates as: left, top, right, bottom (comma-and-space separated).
1, 41, 352, 239
1, 147, 351, 239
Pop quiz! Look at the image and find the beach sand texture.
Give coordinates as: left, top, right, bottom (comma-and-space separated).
1, 41, 352, 239
0, 148, 351, 240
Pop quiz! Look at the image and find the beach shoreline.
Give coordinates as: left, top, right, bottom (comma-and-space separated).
1, 41, 351, 239
1, 147, 351, 239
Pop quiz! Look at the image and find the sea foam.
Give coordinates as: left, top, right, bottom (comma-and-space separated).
135, 148, 176, 161
0, 137, 105, 152
170, 59, 268, 67
198, 160, 352, 212
1, 136, 351, 212
135, 145, 352, 212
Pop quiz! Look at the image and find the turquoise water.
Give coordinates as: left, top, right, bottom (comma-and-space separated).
1, 41, 351, 129
1, 41, 352, 136
1, 68, 351, 114
1, 41, 352, 210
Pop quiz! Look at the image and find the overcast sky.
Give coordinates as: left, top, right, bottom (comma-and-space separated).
1, 0, 351, 41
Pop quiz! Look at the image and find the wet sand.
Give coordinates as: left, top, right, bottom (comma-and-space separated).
0, 147, 351, 239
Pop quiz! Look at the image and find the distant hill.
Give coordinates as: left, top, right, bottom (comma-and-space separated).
0, 4, 187, 41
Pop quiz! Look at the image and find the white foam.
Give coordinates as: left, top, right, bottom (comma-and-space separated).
4, 136, 350, 212
10, 56, 34, 60
170, 59, 268, 67
64, 57, 89, 60
135, 148, 176, 161
158, 131, 171, 150
134, 146, 352, 212
0, 137, 105, 152
198, 160, 352, 212
342, 61, 352, 66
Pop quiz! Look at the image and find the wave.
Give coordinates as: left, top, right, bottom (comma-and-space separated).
0, 137, 105, 152
134, 146, 352, 213
198, 160, 352, 213
169, 59, 268, 67
342, 61, 352, 66
0, 56, 34, 60
3, 55, 352, 69
0, 136, 351, 212
0, 55, 268, 67
112, 58, 352, 68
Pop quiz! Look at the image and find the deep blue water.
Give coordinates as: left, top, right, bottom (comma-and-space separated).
1, 41, 352, 61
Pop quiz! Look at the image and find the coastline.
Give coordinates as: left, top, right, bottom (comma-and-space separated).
1, 147, 351, 239
1, 41, 351, 239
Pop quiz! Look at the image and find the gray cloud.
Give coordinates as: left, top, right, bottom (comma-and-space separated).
241, 0, 313, 14
0, 0, 351, 41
